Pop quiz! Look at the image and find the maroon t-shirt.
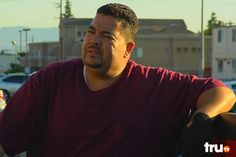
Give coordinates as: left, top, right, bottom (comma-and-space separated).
0, 59, 226, 157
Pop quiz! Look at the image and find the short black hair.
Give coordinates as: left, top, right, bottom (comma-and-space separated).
97, 3, 139, 41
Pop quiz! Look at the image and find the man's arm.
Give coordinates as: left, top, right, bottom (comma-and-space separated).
188, 87, 235, 126
181, 87, 235, 156
0, 145, 4, 157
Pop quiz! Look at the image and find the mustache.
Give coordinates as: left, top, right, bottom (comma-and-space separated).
86, 44, 101, 52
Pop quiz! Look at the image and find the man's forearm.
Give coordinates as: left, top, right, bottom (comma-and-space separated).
0, 145, 5, 157
187, 87, 235, 126
195, 87, 235, 117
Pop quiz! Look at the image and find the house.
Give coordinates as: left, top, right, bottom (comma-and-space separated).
20, 41, 59, 72
59, 18, 92, 60
212, 26, 236, 80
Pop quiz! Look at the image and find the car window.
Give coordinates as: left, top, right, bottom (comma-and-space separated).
231, 83, 236, 90
2, 75, 29, 83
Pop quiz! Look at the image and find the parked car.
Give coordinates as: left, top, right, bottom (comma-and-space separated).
0, 74, 5, 78
224, 80, 236, 93
223, 80, 236, 112
0, 73, 29, 102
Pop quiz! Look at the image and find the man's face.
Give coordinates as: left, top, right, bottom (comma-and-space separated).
81, 14, 132, 74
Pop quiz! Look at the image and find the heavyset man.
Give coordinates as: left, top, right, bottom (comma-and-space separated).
0, 3, 235, 157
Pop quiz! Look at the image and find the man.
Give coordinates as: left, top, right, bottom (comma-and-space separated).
0, 3, 235, 157
0, 90, 6, 112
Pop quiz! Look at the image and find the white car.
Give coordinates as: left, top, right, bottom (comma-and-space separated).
0, 73, 29, 102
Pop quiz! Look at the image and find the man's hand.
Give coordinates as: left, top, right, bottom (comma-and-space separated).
181, 112, 213, 157
0, 90, 7, 111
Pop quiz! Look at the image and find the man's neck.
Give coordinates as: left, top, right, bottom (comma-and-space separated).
83, 66, 123, 91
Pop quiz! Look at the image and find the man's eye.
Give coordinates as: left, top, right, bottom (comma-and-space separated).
103, 34, 114, 40
87, 30, 95, 34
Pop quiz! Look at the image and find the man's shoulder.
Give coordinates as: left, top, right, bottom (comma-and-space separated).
127, 59, 172, 76
126, 60, 203, 84
32, 58, 83, 80
45, 58, 83, 71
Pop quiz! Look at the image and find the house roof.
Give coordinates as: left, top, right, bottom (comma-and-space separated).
60, 18, 92, 26
139, 19, 187, 29
157, 23, 194, 34
138, 19, 193, 34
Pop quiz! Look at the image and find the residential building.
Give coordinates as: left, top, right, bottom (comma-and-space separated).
59, 18, 92, 60
212, 26, 236, 80
20, 41, 59, 72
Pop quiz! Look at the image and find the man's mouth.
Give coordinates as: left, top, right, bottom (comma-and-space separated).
87, 46, 101, 57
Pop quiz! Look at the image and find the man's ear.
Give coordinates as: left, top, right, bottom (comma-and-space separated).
124, 41, 135, 58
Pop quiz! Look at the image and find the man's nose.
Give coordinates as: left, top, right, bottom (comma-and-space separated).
89, 33, 101, 44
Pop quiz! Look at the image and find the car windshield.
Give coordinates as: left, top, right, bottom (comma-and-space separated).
2, 75, 29, 83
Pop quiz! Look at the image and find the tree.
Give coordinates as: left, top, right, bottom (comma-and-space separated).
204, 12, 224, 35
4, 63, 24, 74
63, 0, 73, 18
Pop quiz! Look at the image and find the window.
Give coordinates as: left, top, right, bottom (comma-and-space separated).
232, 29, 236, 42
131, 47, 143, 58
76, 29, 87, 42
198, 48, 201, 52
232, 59, 236, 72
77, 31, 82, 37
2, 75, 29, 83
218, 30, 222, 42
232, 83, 236, 90
183, 47, 188, 53
137, 48, 143, 57
76, 30, 82, 41
176, 47, 181, 53
164, 48, 170, 53
191, 47, 197, 53
32, 50, 41, 57
217, 59, 223, 72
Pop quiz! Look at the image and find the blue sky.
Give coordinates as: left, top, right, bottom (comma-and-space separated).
0, 0, 236, 33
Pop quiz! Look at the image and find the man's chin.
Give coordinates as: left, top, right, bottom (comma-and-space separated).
83, 56, 102, 69
85, 62, 102, 69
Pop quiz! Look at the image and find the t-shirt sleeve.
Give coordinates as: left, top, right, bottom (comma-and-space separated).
151, 68, 228, 120
189, 76, 227, 91
188, 76, 228, 112
163, 70, 227, 113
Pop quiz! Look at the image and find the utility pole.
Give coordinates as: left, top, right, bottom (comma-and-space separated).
200, 0, 205, 77
19, 30, 22, 53
60, 0, 63, 20
23, 28, 31, 53
59, 0, 64, 60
